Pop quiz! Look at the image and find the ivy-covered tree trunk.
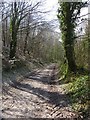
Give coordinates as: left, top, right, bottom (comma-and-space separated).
58, 2, 86, 72
58, 2, 77, 72
64, 39, 77, 72
64, 10, 77, 72
9, 2, 17, 59
9, 17, 18, 59
9, 2, 20, 59
9, 32, 17, 59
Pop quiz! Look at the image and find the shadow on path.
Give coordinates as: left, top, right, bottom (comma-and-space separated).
10, 80, 70, 108
3, 64, 70, 108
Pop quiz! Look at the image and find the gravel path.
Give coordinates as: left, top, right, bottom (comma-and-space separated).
2, 64, 79, 118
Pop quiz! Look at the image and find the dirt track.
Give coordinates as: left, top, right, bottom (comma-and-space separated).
2, 64, 78, 118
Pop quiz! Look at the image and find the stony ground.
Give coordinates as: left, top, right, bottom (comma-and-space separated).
2, 64, 79, 118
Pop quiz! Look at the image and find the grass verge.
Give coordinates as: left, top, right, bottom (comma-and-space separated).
64, 74, 90, 119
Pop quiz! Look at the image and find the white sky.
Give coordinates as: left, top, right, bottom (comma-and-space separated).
44, 0, 88, 41
1, 0, 89, 35
0, 0, 89, 43
45, 0, 88, 35
1, 0, 88, 19
45, 0, 88, 19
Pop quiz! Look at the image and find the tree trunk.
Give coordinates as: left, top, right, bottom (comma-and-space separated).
64, 43, 77, 72
64, 4, 77, 73
2, 11, 5, 46
23, 29, 29, 55
9, 32, 17, 59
